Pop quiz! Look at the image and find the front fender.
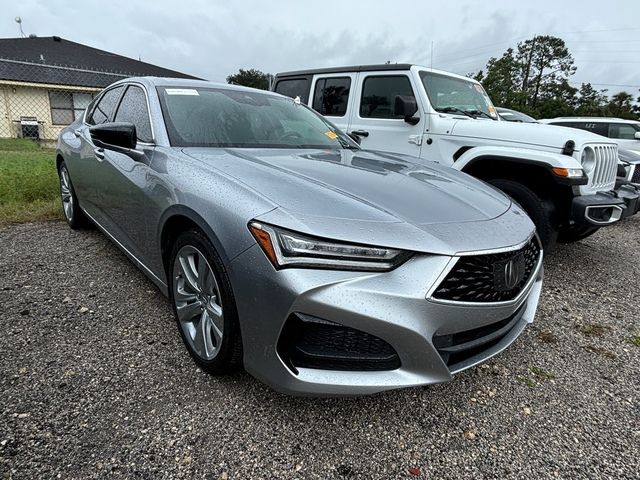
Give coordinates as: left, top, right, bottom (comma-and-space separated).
455, 146, 582, 171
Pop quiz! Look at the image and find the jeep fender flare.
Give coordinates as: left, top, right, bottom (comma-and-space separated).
453, 146, 582, 172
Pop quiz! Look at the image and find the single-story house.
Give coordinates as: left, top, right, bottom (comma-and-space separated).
0, 36, 199, 142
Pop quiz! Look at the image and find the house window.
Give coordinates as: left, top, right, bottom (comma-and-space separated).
49, 92, 94, 125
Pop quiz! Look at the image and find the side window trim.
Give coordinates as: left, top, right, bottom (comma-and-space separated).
112, 83, 156, 145
357, 74, 417, 120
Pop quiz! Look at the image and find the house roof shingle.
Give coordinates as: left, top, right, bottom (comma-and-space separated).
0, 36, 200, 88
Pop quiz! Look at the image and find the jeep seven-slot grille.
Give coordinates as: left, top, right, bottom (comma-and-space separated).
432, 237, 541, 303
590, 145, 618, 192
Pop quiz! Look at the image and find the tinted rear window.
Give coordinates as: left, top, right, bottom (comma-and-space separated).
274, 78, 310, 103
312, 77, 351, 117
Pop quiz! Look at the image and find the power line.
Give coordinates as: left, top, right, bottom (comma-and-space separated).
569, 81, 640, 88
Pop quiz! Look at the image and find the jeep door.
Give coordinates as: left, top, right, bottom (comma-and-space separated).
346, 72, 425, 156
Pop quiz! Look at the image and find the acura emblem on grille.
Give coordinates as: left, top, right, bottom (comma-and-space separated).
494, 253, 526, 292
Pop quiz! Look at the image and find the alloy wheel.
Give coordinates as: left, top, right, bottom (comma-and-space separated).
60, 166, 74, 221
172, 245, 224, 361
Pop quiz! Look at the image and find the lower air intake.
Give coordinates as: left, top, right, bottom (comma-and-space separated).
277, 313, 401, 372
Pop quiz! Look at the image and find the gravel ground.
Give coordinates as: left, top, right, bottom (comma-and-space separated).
1, 218, 639, 479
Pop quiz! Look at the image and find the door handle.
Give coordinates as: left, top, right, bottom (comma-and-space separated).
94, 148, 105, 161
350, 130, 369, 138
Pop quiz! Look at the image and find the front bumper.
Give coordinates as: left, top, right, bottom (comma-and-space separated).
571, 186, 640, 226
228, 242, 543, 396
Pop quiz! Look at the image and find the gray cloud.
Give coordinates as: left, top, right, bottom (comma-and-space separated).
2, 0, 638, 95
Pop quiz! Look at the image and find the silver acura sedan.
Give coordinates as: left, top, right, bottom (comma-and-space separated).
56, 77, 543, 396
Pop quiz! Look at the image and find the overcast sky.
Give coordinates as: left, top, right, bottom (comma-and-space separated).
2, 0, 639, 96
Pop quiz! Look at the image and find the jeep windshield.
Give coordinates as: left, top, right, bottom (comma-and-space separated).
157, 86, 358, 149
419, 71, 497, 120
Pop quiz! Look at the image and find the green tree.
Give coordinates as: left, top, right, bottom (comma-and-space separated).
474, 35, 578, 118
605, 91, 636, 119
226, 68, 272, 90
514, 36, 576, 110
575, 83, 608, 116
477, 48, 524, 108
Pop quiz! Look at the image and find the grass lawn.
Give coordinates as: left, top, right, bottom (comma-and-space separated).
0, 138, 62, 226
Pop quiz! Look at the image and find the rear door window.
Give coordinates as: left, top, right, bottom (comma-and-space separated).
274, 78, 310, 103
359, 75, 415, 119
551, 121, 608, 137
312, 77, 351, 117
88, 86, 124, 125
608, 123, 639, 140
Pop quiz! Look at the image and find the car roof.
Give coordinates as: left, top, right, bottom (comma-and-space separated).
540, 117, 639, 124
274, 64, 479, 84
108, 76, 281, 96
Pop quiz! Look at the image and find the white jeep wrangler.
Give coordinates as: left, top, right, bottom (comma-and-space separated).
273, 64, 640, 250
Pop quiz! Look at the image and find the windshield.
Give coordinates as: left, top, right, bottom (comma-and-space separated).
419, 71, 497, 119
157, 86, 358, 149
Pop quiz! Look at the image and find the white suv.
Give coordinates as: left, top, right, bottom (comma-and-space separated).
273, 64, 639, 249
540, 117, 640, 151
540, 117, 640, 184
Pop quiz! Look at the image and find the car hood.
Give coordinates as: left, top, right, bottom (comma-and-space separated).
452, 119, 617, 150
183, 148, 534, 255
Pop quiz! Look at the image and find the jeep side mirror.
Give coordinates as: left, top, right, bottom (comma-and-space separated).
394, 95, 419, 125
634, 131, 640, 140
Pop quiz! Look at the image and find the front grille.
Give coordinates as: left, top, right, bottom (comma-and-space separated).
432, 236, 541, 303
589, 145, 617, 192
632, 165, 640, 184
277, 314, 401, 372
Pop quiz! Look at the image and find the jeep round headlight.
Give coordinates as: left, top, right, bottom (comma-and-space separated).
581, 147, 596, 173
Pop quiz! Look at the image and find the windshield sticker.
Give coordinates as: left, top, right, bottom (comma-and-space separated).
488, 105, 498, 117
324, 131, 338, 140
165, 88, 199, 96
474, 84, 484, 93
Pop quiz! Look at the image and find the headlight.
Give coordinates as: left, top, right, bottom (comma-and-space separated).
581, 147, 596, 173
551, 167, 584, 178
248, 222, 410, 271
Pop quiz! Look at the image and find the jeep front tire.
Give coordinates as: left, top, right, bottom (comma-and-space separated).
489, 179, 558, 252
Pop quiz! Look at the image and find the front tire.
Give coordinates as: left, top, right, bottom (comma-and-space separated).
58, 161, 90, 229
489, 179, 558, 252
558, 225, 600, 243
169, 229, 243, 374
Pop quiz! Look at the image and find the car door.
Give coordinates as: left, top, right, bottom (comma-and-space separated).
347, 73, 424, 156
70, 85, 125, 219
93, 84, 156, 262
308, 74, 356, 133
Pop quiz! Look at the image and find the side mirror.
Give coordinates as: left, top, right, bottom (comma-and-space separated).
634, 131, 640, 140
348, 132, 362, 145
394, 95, 419, 125
90, 122, 137, 150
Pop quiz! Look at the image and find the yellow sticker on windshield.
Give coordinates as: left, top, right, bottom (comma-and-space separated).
324, 131, 338, 140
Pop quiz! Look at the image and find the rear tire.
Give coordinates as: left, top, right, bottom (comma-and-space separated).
489, 179, 558, 252
558, 225, 600, 244
168, 229, 243, 374
58, 161, 90, 229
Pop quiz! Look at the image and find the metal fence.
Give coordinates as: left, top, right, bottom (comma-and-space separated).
0, 58, 133, 145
